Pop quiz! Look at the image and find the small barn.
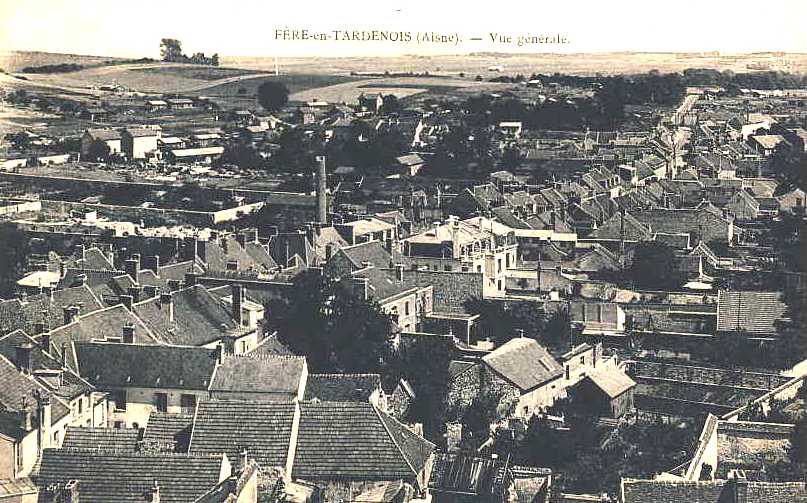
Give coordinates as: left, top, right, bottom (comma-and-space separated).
571, 367, 636, 419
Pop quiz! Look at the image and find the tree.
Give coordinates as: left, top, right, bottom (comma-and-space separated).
627, 241, 682, 290
211, 53, 219, 66
86, 139, 111, 162
257, 81, 290, 112
0, 225, 30, 297
380, 94, 401, 115
160, 38, 184, 62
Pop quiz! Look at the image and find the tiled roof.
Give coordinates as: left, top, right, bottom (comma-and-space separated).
304, 374, 381, 402
210, 355, 305, 397
621, 478, 807, 503
482, 338, 563, 391
246, 334, 295, 357
133, 285, 240, 346
36, 449, 226, 503
717, 290, 788, 334
583, 367, 636, 398
74, 342, 219, 390
142, 412, 193, 453
61, 426, 139, 451
0, 477, 37, 499
189, 399, 296, 469
293, 401, 434, 481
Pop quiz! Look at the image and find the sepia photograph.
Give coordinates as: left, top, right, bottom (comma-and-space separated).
0, 1, 806, 502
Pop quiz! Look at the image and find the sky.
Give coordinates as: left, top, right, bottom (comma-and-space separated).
1, 0, 806, 58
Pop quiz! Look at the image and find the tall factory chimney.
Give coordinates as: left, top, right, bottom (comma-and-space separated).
316, 155, 328, 224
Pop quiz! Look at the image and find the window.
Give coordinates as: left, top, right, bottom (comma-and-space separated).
112, 390, 127, 411
154, 392, 168, 413
580, 356, 585, 365
497, 258, 502, 273
476, 265, 482, 273
77, 397, 83, 414
444, 264, 452, 271
404, 302, 410, 316
506, 254, 511, 268
114, 421, 125, 429
565, 365, 570, 380
180, 394, 197, 415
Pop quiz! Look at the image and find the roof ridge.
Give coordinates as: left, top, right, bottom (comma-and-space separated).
52, 447, 225, 458
224, 353, 306, 361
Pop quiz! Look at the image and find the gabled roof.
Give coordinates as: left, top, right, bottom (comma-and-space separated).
0, 330, 94, 403
36, 449, 227, 503
337, 241, 399, 271
587, 211, 652, 242
0, 353, 71, 439
717, 290, 788, 334
481, 338, 563, 391
73, 342, 219, 390
43, 304, 159, 371
0, 285, 104, 336
582, 367, 636, 398
133, 285, 241, 346
210, 355, 305, 397
350, 266, 416, 302
61, 426, 139, 451
304, 374, 381, 402
189, 399, 296, 469
293, 401, 434, 481
142, 412, 193, 453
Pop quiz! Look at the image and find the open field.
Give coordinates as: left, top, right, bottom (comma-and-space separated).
289, 76, 512, 103
0, 51, 126, 72
223, 52, 807, 77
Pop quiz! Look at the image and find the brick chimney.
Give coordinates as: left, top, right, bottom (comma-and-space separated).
16, 343, 33, 374
143, 285, 159, 299
231, 284, 243, 326
122, 323, 135, 344
63, 305, 80, 325
142, 255, 160, 275
41, 332, 51, 354
38, 393, 52, 451
127, 285, 142, 303
124, 258, 140, 282
159, 293, 174, 322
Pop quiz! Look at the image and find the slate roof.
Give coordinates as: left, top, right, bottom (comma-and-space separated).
717, 290, 789, 335
35, 449, 226, 503
0, 330, 95, 403
293, 401, 434, 482
43, 304, 159, 371
583, 367, 636, 398
142, 412, 194, 453
133, 285, 241, 346
482, 338, 563, 391
210, 355, 305, 397
73, 342, 219, 390
0, 285, 104, 336
304, 374, 381, 402
0, 354, 71, 439
189, 399, 296, 469
61, 426, 140, 451
339, 241, 401, 271
350, 267, 416, 303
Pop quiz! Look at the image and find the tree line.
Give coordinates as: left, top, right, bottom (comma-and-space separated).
160, 38, 219, 66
